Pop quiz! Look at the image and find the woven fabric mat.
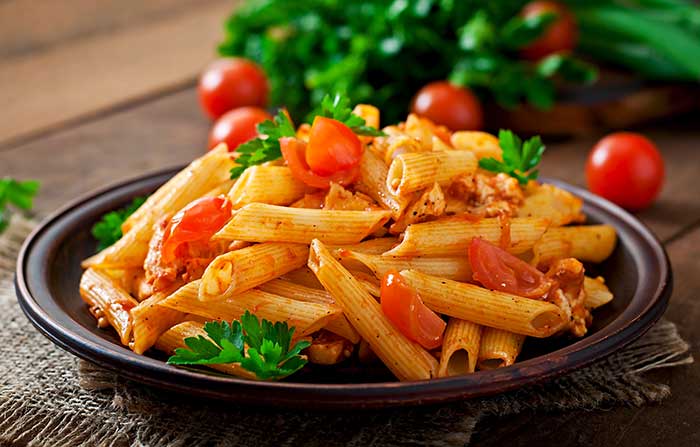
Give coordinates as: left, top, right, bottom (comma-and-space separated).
0, 217, 694, 447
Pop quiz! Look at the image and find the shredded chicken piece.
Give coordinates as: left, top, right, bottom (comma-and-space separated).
290, 192, 325, 209
323, 183, 379, 211
390, 182, 446, 233
143, 218, 229, 296
447, 172, 524, 217
306, 330, 354, 365
544, 258, 591, 337
518, 183, 585, 226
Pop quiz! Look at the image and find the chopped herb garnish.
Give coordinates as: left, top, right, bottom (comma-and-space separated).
479, 130, 545, 184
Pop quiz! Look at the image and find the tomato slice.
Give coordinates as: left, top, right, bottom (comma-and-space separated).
161, 195, 232, 263
280, 137, 359, 189
304, 116, 363, 176
469, 237, 551, 299
380, 270, 446, 350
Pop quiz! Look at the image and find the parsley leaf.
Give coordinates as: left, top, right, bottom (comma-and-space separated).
316, 94, 385, 137
478, 130, 546, 185
167, 311, 311, 380
229, 109, 296, 179
0, 178, 40, 234
91, 196, 146, 250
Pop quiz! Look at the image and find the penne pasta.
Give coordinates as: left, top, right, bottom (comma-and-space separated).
130, 283, 185, 355
83, 145, 235, 269
338, 250, 472, 282
227, 165, 307, 209
214, 203, 391, 245
583, 276, 614, 309
384, 217, 549, 257
450, 131, 502, 161
518, 183, 585, 227
198, 243, 308, 301
386, 150, 478, 196
160, 280, 341, 337
79, 268, 139, 346
399, 269, 567, 337
477, 328, 526, 370
281, 266, 325, 289
308, 240, 439, 381
438, 319, 482, 377
532, 225, 617, 266
330, 237, 399, 255
155, 321, 259, 380
257, 279, 361, 343
355, 149, 411, 219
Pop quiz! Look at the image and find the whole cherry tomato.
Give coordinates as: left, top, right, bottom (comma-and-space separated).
380, 270, 446, 350
198, 58, 269, 120
520, 1, 578, 60
586, 132, 664, 211
411, 81, 483, 131
208, 107, 271, 151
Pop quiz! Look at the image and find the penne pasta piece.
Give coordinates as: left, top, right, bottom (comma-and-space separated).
330, 237, 399, 255
399, 270, 567, 337
308, 239, 439, 381
130, 283, 185, 355
257, 279, 361, 343
352, 104, 380, 129
386, 150, 477, 196
214, 203, 391, 245
384, 217, 549, 257
160, 280, 340, 337
583, 276, 614, 309
518, 183, 585, 227
350, 270, 382, 298
155, 321, 259, 380
450, 131, 502, 160
281, 266, 324, 289
338, 250, 472, 282
227, 166, 307, 209
532, 225, 617, 266
355, 149, 411, 219
80, 268, 139, 346
199, 243, 308, 301
477, 328, 525, 370
438, 319, 482, 377
83, 145, 235, 268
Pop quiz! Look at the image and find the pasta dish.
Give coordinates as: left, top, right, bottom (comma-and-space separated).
79, 98, 616, 382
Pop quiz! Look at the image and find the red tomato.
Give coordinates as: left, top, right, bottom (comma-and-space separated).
380, 270, 446, 350
280, 137, 360, 189
208, 107, 271, 151
161, 196, 232, 263
469, 238, 550, 299
305, 116, 363, 176
520, 1, 578, 60
411, 81, 483, 131
586, 132, 664, 211
198, 58, 269, 120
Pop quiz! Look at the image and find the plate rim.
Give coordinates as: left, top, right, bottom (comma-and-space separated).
15, 168, 673, 409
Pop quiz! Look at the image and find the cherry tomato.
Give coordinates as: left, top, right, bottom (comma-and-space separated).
380, 270, 446, 350
520, 1, 578, 60
586, 132, 664, 211
305, 116, 363, 176
161, 196, 232, 263
208, 107, 271, 151
469, 238, 551, 299
280, 137, 360, 189
411, 81, 483, 131
198, 58, 269, 120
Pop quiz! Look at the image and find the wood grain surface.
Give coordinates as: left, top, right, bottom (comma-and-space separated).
0, 1, 698, 445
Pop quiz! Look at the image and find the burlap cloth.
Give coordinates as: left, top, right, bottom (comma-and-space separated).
0, 217, 693, 447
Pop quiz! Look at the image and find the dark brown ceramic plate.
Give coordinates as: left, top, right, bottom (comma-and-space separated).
15, 168, 672, 409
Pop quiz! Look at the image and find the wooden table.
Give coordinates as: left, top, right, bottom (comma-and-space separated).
1, 1, 698, 445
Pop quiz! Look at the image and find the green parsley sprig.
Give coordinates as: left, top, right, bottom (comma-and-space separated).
91, 196, 146, 250
230, 93, 384, 179
0, 178, 40, 234
168, 311, 311, 380
479, 130, 545, 185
